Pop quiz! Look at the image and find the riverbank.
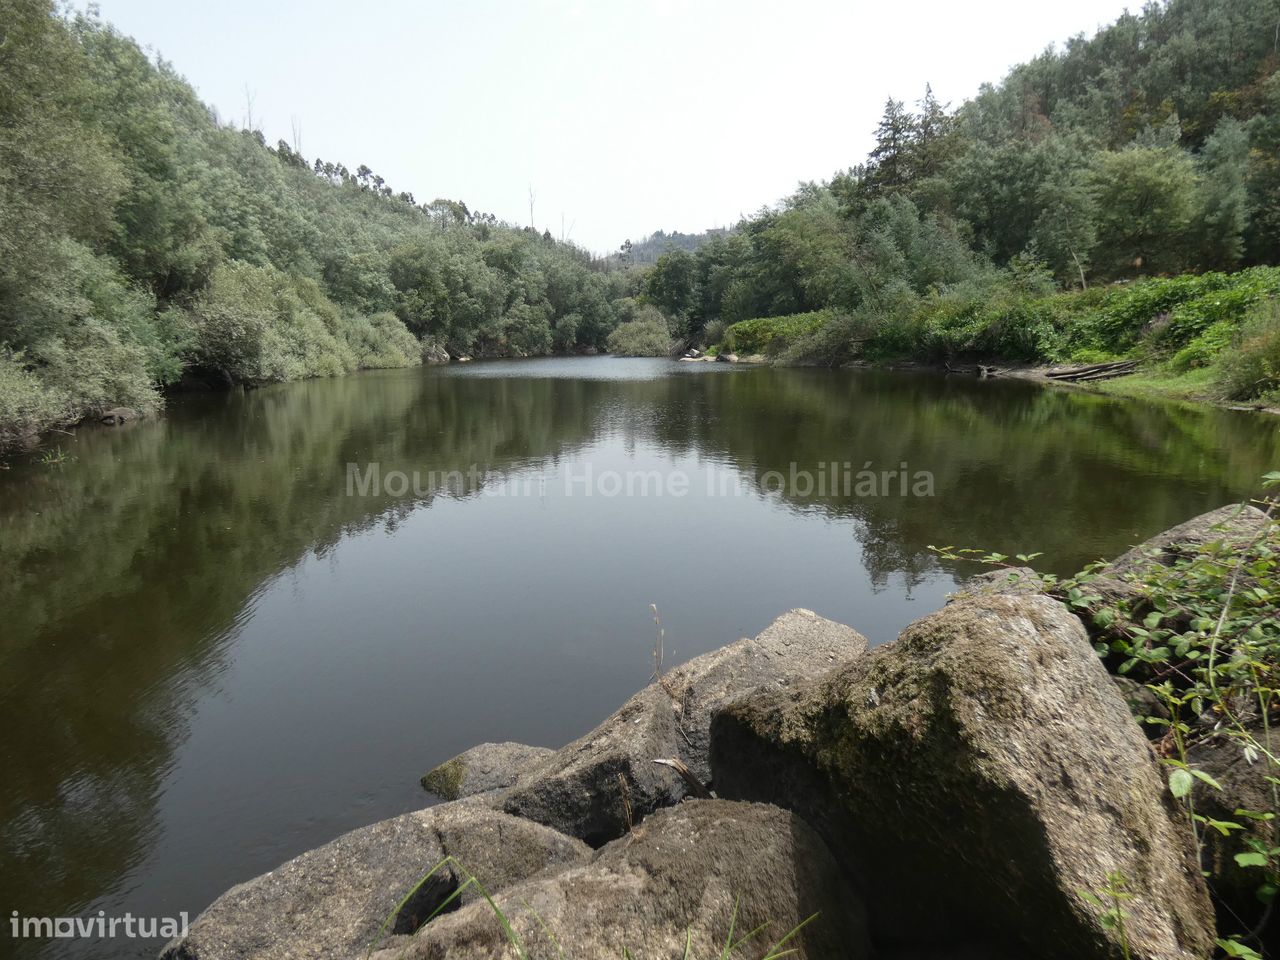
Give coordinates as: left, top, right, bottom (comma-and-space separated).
708, 266, 1280, 415
162, 500, 1278, 960
987, 363, 1280, 415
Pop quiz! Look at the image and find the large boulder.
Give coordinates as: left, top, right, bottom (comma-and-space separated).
160, 803, 588, 960
422, 742, 553, 800
1104, 504, 1269, 580
710, 594, 1214, 960
1077, 505, 1270, 628
369, 800, 872, 960
422, 340, 451, 365
953, 565, 1042, 599
500, 608, 867, 845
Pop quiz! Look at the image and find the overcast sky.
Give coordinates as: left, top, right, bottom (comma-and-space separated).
93, 0, 1134, 253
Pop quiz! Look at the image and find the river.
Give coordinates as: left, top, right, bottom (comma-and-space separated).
1, 356, 1275, 958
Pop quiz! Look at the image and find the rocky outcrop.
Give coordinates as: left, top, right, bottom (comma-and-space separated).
421, 742, 553, 800
169, 507, 1262, 960
160, 803, 588, 960
422, 341, 451, 365
368, 800, 872, 960
1075, 505, 1272, 683
710, 593, 1214, 960
1085, 504, 1266, 617
499, 609, 867, 845
100, 406, 137, 424
953, 565, 1042, 598
1103, 504, 1269, 579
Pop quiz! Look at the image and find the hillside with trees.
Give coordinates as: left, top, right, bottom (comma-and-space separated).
620, 229, 731, 267
0, 0, 638, 450
4, 0, 1280, 454
636, 0, 1280, 401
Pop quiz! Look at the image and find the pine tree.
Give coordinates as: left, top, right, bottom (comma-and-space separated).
865, 98, 916, 194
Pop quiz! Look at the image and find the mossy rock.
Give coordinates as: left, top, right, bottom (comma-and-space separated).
711, 594, 1213, 960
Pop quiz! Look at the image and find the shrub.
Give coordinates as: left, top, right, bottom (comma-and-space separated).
191, 261, 366, 383
606, 306, 672, 357
702, 318, 727, 350
0, 350, 70, 449
0, 241, 163, 439
1212, 300, 1280, 401
778, 311, 877, 365
723, 311, 830, 356
342, 310, 422, 369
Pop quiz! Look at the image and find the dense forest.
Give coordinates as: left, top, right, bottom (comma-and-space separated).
639, 0, 1280, 399
3, 0, 1280, 452
0, 0, 641, 449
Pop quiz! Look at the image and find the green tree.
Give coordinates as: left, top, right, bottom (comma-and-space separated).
1192, 117, 1252, 271
865, 98, 916, 195
605, 305, 671, 356
1091, 147, 1198, 276
643, 250, 697, 328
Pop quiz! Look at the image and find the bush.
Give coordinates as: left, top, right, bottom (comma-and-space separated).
1212, 300, 1280, 401
0, 241, 164, 439
851, 267, 1280, 368
779, 310, 878, 365
341, 310, 422, 369
722, 311, 830, 356
0, 350, 70, 449
702, 318, 727, 351
192, 261, 366, 382
606, 306, 672, 356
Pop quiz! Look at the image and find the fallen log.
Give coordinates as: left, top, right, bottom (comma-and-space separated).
1045, 359, 1138, 382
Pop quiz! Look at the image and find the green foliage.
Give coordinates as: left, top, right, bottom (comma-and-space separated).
631, 0, 1280, 368
190, 262, 359, 382
1090, 147, 1199, 277
835, 267, 1280, 367
722, 311, 831, 356
0, 349, 69, 449
1212, 300, 1280, 402
606, 306, 672, 357
1078, 872, 1134, 960
0, 4, 631, 450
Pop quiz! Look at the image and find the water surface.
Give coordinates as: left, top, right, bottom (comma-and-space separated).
2, 357, 1276, 958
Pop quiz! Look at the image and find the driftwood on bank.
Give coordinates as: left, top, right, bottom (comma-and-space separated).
1043, 359, 1139, 382
944, 359, 1140, 382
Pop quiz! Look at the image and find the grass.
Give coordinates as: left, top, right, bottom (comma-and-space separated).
1083, 367, 1220, 404
38, 445, 75, 465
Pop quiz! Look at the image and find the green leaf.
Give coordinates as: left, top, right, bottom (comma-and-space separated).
1190, 769, 1223, 791
1235, 852, 1269, 868
1205, 819, 1244, 836
1218, 937, 1264, 959
1169, 768, 1193, 799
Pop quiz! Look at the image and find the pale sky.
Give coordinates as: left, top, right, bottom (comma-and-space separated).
92, 0, 1135, 253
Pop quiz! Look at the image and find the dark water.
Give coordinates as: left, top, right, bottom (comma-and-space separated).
1, 357, 1276, 959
